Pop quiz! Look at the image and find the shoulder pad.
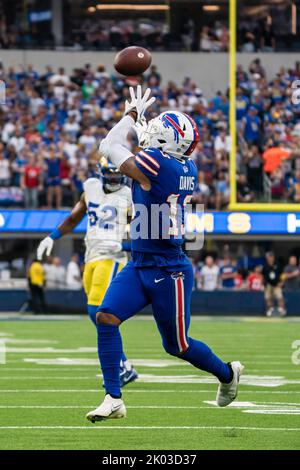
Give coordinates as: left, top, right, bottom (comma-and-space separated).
83, 177, 100, 190
83, 178, 104, 202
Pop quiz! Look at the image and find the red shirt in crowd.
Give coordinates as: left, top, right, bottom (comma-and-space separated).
247, 273, 264, 291
60, 159, 70, 180
234, 274, 244, 289
24, 165, 41, 188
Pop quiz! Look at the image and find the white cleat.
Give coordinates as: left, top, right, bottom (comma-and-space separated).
278, 307, 287, 317
266, 308, 273, 317
216, 361, 244, 407
86, 394, 126, 423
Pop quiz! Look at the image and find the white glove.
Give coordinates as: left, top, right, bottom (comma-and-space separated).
133, 116, 147, 142
37, 237, 54, 260
124, 85, 156, 122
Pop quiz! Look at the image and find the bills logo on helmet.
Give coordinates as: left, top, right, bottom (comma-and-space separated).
162, 113, 185, 144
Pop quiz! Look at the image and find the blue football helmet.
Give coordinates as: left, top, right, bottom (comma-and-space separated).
98, 158, 126, 193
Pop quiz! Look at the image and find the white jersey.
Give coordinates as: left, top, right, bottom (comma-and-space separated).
83, 178, 132, 263
200, 265, 220, 291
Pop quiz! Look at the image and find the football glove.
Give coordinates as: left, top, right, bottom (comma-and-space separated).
133, 116, 147, 142
124, 85, 155, 122
37, 237, 54, 260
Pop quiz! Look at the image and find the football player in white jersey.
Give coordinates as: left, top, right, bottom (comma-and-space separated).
37, 161, 138, 387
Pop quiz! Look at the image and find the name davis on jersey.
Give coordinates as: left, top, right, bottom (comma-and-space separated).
179, 176, 195, 191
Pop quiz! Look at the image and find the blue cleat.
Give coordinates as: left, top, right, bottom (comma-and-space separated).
120, 366, 138, 388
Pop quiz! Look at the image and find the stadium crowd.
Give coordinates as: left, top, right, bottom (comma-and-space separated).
192, 252, 300, 292
1, 247, 298, 314
0, 57, 300, 209
1, 12, 298, 53
26, 250, 300, 292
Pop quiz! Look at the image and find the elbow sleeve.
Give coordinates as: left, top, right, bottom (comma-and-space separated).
99, 138, 110, 158
98, 116, 134, 169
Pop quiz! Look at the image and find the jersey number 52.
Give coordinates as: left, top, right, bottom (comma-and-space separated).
88, 204, 117, 230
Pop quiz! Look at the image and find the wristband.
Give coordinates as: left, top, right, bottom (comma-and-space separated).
49, 228, 62, 240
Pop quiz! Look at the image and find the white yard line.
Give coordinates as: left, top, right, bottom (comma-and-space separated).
1, 367, 300, 374
0, 404, 299, 409
0, 368, 99, 371
0, 425, 298, 432
0, 405, 211, 409
0, 377, 100, 379
1, 389, 300, 394
0, 400, 300, 409
7, 361, 298, 366
243, 409, 300, 415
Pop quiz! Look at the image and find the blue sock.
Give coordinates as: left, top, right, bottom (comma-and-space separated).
121, 352, 127, 363
97, 323, 123, 398
88, 304, 127, 375
181, 337, 232, 383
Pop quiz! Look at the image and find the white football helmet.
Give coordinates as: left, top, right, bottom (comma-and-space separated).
138, 111, 199, 159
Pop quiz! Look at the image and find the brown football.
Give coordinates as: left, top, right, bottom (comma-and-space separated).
114, 46, 152, 76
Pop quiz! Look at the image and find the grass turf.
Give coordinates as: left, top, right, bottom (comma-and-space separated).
0, 315, 299, 450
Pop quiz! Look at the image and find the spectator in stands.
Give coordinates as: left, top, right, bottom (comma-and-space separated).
247, 265, 264, 291
49, 67, 70, 86
9, 127, 26, 153
2, 119, 15, 144
78, 128, 97, 153
262, 252, 286, 317
236, 87, 249, 122
44, 148, 62, 209
283, 255, 300, 290
244, 145, 263, 194
28, 258, 47, 314
241, 31, 256, 52
270, 168, 285, 200
215, 22, 229, 52
214, 129, 231, 161
66, 254, 82, 290
45, 257, 66, 289
235, 268, 246, 289
63, 115, 80, 139
220, 256, 237, 289
20, 155, 43, 209
43, 257, 54, 286
0, 152, 10, 186
71, 167, 87, 204
53, 256, 66, 289
215, 171, 230, 210
260, 23, 276, 52
249, 58, 266, 78
192, 171, 210, 206
287, 169, 300, 203
199, 26, 212, 52
146, 65, 162, 86
198, 256, 219, 291
241, 107, 261, 145
237, 174, 255, 203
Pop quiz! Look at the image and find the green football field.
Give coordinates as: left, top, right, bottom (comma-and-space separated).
0, 315, 299, 450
